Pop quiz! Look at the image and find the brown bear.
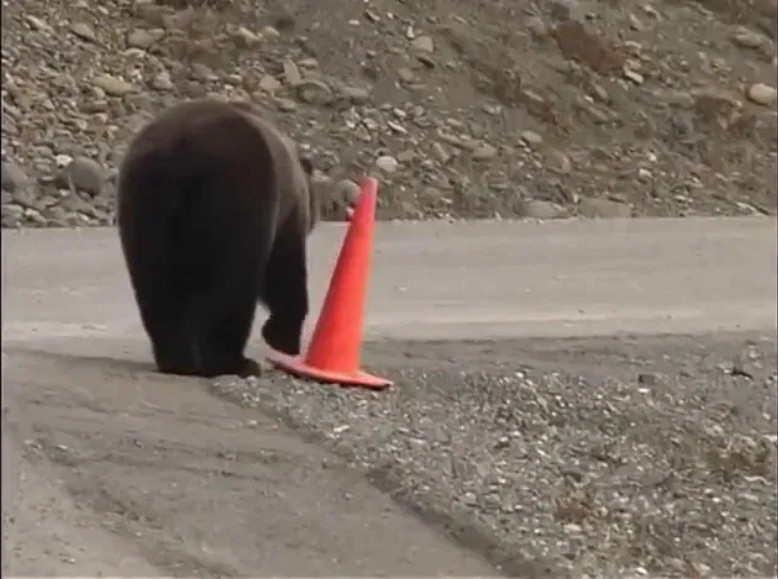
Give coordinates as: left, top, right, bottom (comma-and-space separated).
116, 99, 319, 378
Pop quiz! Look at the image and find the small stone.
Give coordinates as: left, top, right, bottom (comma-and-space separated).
520, 199, 568, 219
233, 26, 260, 48
397, 150, 415, 163
296, 79, 333, 105
732, 28, 766, 49
259, 75, 282, 93
398, 68, 415, 83
471, 143, 498, 160
431, 143, 451, 163
298, 58, 319, 69
25, 15, 54, 33
261, 25, 281, 38
59, 192, 97, 216
628, 14, 643, 30
664, 91, 695, 108
375, 155, 399, 174
2, 204, 24, 228
283, 59, 302, 86
549, 0, 582, 22
56, 157, 105, 197
545, 149, 572, 173
276, 98, 297, 112
161, 10, 195, 31
746, 83, 777, 106
340, 85, 370, 104
387, 119, 407, 134
70, 21, 97, 43
411, 35, 434, 53
55, 154, 73, 168
637, 373, 659, 386
92, 74, 135, 96
526, 16, 548, 39
126, 28, 160, 49
151, 71, 174, 91
590, 82, 610, 103
191, 63, 218, 82
579, 197, 631, 218
334, 179, 362, 208
623, 67, 644, 85
520, 130, 543, 147
1, 161, 29, 193
416, 54, 436, 69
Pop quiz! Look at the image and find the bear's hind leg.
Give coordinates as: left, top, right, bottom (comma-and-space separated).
121, 216, 201, 376
138, 292, 200, 375
182, 190, 270, 378
261, 214, 309, 357
188, 280, 262, 378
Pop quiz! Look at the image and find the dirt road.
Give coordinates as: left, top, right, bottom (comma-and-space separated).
3, 217, 776, 576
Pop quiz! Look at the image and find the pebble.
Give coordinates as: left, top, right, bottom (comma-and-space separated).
92, 74, 135, 97
520, 130, 543, 147
545, 149, 572, 174
520, 199, 568, 219
623, 67, 644, 85
334, 179, 362, 208
126, 28, 162, 50
2, 204, 25, 228
578, 197, 632, 218
283, 59, 302, 86
259, 75, 282, 93
260, 25, 281, 39
471, 143, 498, 160
526, 16, 548, 39
70, 22, 97, 43
398, 68, 415, 83
550, 0, 583, 22
55, 157, 105, 197
276, 98, 297, 112
746, 83, 777, 106
732, 28, 766, 50
375, 155, 400, 174
1, 161, 29, 193
411, 36, 434, 53
233, 26, 261, 48
191, 63, 218, 82
296, 79, 333, 105
151, 72, 174, 91
25, 15, 54, 33
340, 86, 370, 104
628, 14, 643, 31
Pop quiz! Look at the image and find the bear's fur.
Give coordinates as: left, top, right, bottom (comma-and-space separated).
117, 99, 318, 378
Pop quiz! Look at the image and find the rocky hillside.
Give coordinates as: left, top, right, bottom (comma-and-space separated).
2, 0, 776, 227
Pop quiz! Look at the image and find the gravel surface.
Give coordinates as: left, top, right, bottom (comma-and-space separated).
2, 0, 777, 227
211, 332, 778, 578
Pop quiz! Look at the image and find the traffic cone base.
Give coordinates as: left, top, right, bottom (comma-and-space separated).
267, 349, 393, 389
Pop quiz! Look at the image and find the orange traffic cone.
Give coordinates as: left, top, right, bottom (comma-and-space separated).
266, 177, 393, 389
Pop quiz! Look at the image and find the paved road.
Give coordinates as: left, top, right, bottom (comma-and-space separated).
3, 216, 776, 576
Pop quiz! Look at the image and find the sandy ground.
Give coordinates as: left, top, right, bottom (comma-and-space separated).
2, 217, 776, 576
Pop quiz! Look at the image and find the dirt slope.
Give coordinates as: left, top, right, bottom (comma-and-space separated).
2, 0, 776, 226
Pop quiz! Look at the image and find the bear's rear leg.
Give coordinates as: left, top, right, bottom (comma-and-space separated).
135, 290, 202, 375
187, 278, 262, 378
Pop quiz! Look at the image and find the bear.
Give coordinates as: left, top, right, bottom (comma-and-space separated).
116, 99, 319, 378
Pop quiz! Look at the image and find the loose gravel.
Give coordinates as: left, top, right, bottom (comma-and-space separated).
211, 333, 777, 578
